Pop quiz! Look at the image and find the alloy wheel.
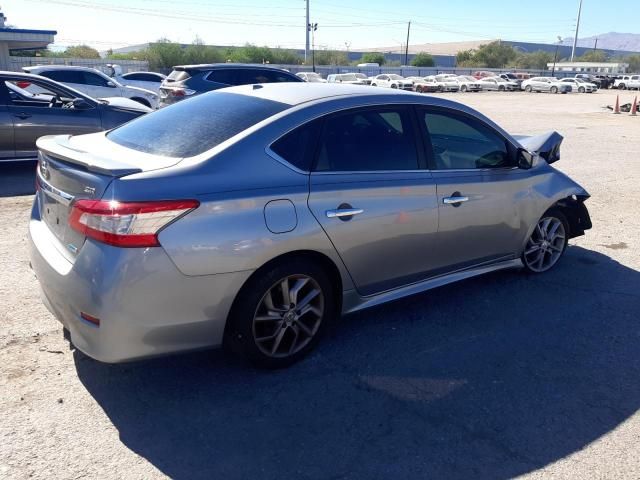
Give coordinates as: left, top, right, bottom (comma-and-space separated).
523, 217, 566, 273
252, 275, 325, 358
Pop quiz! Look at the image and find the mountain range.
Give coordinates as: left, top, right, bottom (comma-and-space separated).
561, 32, 640, 53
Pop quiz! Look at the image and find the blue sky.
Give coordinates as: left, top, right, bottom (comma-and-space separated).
3, 0, 637, 51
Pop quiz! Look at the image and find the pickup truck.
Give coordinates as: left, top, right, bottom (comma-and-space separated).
614, 75, 640, 90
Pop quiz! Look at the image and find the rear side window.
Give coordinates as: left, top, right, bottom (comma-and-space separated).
270, 120, 322, 171
166, 70, 190, 82
124, 73, 162, 82
38, 70, 85, 84
107, 92, 289, 158
82, 72, 110, 87
314, 106, 419, 172
206, 69, 238, 85
235, 69, 298, 85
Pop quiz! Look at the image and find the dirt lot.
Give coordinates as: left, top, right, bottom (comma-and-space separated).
1, 90, 639, 480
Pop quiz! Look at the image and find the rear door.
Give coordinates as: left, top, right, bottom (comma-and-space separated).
5, 79, 101, 159
418, 107, 528, 271
307, 105, 440, 296
0, 81, 15, 160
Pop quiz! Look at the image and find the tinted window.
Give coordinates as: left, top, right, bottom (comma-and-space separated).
315, 107, 418, 172
206, 69, 237, 85
422, 110, 509, 169
270, 120, 321, 171
123, 73, 161, 82
167, 70, 190, 82
236, 69, 297, 84
39, 70, 85, 84
107, 92, 289, 158
82, 72, 110, 87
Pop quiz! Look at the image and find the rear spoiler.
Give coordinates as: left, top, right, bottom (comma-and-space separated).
36, 135, 142, 177
513, 131, 563, 164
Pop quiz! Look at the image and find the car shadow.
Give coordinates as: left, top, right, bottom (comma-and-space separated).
74, 245, 640, 479
0, 160, 37, 197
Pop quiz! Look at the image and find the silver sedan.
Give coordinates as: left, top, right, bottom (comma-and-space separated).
29, 84, 591, 368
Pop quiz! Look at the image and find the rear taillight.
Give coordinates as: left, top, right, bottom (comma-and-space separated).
69, 199, 199, 248
16, 81, 31, 89
169, 88, 196, 97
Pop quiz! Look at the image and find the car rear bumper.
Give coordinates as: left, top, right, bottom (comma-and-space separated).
28, 201, 252, 363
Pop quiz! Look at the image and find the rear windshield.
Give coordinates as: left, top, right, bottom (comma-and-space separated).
166, 70, 191, 82
107, 91, 289, 157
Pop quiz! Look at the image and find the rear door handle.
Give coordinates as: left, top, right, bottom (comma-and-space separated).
443, 196, 469, 205
326, 208, 364, 218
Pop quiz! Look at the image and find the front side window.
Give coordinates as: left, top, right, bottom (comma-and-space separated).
314, 107, 419, 172
422, 110, 509, 170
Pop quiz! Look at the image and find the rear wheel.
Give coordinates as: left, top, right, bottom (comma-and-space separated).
498, 85, 505, 91
225, 259, 336, 368
522, 210, 569, 274
391, 84, 398, 89
618, 84, 626, 90
550, 86, 558, 94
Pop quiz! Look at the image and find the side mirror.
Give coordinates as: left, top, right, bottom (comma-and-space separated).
107, 81, 117, 88
72, 97, 92, 110
517, 148, 534, 169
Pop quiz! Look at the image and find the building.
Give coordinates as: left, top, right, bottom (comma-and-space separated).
0, 9, 56, 70
546, 62, 629, 74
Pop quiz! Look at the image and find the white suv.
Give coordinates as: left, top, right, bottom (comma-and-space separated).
370, 74, 413, 90
560, 77, 598, 93
614, 75, 640, 90
23, 65, 158, 108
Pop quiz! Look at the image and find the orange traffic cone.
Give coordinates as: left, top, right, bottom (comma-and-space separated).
631, 96, 638, 116
613, 95, 621, 114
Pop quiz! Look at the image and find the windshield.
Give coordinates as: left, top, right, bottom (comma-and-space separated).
354, 73, 366, 79
462, 76, 476, 81
340, 74, 357, 81
387, 74, 403, 80
574, 78, 585, 83
504, 74, 517, 79
107, 92, 289, 158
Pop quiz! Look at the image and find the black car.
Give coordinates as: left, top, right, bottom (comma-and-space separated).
158, 63, 303, 107
0, 71, 150, 162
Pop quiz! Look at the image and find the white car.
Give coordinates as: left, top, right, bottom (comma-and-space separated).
370, 74, 413, 90
433, 74, 462, 92
454, 75, 483, 92
327, 73, 371, 85
103, 64, 166, 94
296, 72, 327, 83
478, 77, 519, 91
560, 78, 597, 93
614, 75, 640, 90
522, 77, 572, 94
23, 65, 159, 108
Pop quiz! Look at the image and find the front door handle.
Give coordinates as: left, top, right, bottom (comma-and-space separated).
443, 195, 469, 206
326, 208, 364, 218
15, 113, 31, 120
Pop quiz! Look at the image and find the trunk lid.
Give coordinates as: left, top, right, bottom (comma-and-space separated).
36, 134, 143, 258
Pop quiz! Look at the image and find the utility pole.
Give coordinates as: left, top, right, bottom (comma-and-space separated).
305, 0, 310, 64
404, 21, 411, 66
309, 22, 318, 72
593, 37, 598, 52
571, 0, 583, 61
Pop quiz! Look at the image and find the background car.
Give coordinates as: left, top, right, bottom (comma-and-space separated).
614, 74, 640, 90
522, 77, 572, 94
370, 74, 413, 90
575, 73, 602, 89
158, 63, 303, 107
478, 77, 519, 91
326, 73, 370, 85
104, 64, 166, 94
473, 70, 496, 79
29, 83, 590, 369
454, 75, 483, 92
560, 77, 597, 93
499, 73, 523, 89
426, 75, 460, 92
23, 65, 158, 108
0, 71, 149, 162
296, 72, 327, 83
406, 76, 439, 93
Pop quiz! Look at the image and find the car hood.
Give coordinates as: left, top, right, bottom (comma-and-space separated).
99, 97, 153, 112
122, 84, 158, 97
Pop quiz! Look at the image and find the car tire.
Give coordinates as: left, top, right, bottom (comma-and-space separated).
498, 85, 505, 91
391, 84, 398, 89
618, 84, 626, 90
371, 83, 377, 87
578, 87, 585, 93
525, 85, 532, 92
521, 209, 569, 274
224, 258, 336, 369
550, 86, 558, 94
416, 85, 423, 93
461, 85, 467, 92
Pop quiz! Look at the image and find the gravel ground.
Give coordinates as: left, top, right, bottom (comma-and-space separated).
1, 90, 639, 480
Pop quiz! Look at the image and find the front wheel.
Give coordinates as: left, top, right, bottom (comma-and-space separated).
522, 210, 569, 274
550, 86, 558, 94
618, 84, 626, 90
224, 259, 336, 368
461, 85, 467, 92
578, 87, 585, 93
525, 85, 532, 92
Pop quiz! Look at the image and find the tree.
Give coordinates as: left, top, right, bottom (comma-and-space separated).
63, 45, 100, 59
576, 50, 608, 63
359, 52, 386, 65
515, 50, 554, 70
625, 54, 640, 73
455, 42, 517, 68
411, 52, 435, 67
456, 49, 474, 65
314, 49, 348, 65
145, 39, 186, 70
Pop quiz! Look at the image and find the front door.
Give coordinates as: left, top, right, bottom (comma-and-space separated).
0, 83, 15, 160
418, 107, 529, 271
307, 105, 439, 296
